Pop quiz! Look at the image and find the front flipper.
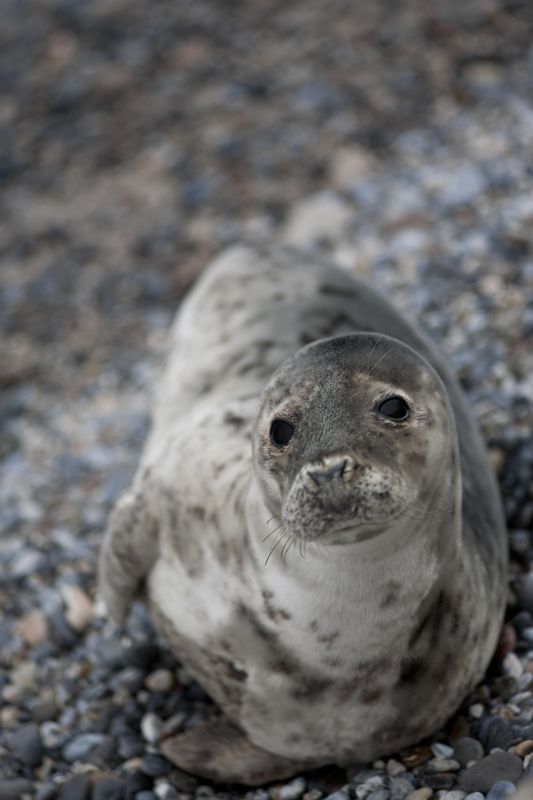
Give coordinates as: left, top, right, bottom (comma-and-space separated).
161, 718, 312, 786
98, 487, 159, 625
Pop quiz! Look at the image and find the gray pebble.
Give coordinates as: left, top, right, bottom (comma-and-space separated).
135, 793, 157, 800
485, 782, 516, 800
10, 723, 43, 767
323, 791, 349, 800
388, 777, 414, 800
458, 752, 523, 793
453, 737, 485, 767
366, 790, 389, 800
140, 753, 172, 777
60, 774, 91, 800
62, 731, 106, 761
464, 794, 485, 800
92, 777, 125, 800
0, 779, 35, 800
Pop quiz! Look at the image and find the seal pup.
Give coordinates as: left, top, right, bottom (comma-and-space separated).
99, 243, 507, 784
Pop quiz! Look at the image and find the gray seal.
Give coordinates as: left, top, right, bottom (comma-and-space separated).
99, 243, 507, 785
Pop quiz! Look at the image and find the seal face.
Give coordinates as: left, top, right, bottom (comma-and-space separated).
99, 243, 508, 784
253, 334, 455, 546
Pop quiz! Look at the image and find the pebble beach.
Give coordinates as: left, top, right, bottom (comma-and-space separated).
1, 1, 533, 799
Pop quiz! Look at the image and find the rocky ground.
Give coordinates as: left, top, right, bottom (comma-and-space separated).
1, 0, 533, 798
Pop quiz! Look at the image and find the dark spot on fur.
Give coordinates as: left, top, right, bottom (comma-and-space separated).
262, 590, 291, 623
359, 686, 384, 704
380, 581, 402, 609
317, 630, 340, 644
191, 505, 206, 521
237, 603, 277, 644
398, 657, 425, 685
380, 589, 399, 609
322, 656, 342, 668
309, 619, 319, 632
223, 411, 247, 428
291, 676, 330, 700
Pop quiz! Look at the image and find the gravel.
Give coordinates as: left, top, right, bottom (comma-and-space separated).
1, 0, 533, 798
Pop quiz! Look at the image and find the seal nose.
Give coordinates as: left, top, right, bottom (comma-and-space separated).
308, 458, 348, 486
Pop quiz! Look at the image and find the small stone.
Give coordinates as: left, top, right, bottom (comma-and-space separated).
124, 643, 160, 670
468, 704, 484, 719
61, 584, 93, 632
486, 781, 516, 800
11, 660, 37, 691
386, 759, 406, 776
92, 776, 125, 800
355, 777, 384, 799
136, 793, 157, 800
389, 777, 414, 800
145, 669, 174, 693
431, 744, 455, 760
62, 732, 106, 762
275, 778, 307, 800
0, 706, 19, 728
458, 752, 523, 793
31, 701, 59, 723
141, 712, 163, 744
123, 770, 153, 796
366, 790, 389, 800
60, 774, 91, 800
425, 758, 460, 773
439, 793, 465, 800
40, 721, 65, 749
0, 779, 35, 799
453, 737, 484, 767
424, 776, 454, 791
140, 754, 173, 777
405, 790, 432, 800
10, 723, 43, 767
502, 653, 523, 680
463, 795, 484, 800
155, 782, 179, 799
511, 739, 533, 757
17, 610, 49, 646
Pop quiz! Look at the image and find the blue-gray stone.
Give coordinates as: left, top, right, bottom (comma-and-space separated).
62, 732, 106, 761
486, 781, 516, 800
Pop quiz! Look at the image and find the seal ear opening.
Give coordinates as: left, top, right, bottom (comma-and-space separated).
98, 487, 159, 626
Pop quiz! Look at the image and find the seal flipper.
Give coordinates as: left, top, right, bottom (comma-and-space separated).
160, 718, 312, 785
98, 488, 159, 625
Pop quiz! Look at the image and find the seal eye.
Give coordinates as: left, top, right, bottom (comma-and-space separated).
377, 396, 410, 421
270, 419, 295, 447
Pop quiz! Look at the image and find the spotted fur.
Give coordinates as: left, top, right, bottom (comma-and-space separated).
99, 243, 507, 780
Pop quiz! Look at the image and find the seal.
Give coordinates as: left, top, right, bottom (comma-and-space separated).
99, 243, 508, 785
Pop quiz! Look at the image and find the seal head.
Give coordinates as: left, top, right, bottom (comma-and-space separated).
253, 333, 459, 546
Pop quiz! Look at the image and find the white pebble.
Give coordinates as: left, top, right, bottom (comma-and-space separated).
141, 712, 163, 744
502, 652, 523, 679
469, 703, 484, 719
431, 742, 455, 759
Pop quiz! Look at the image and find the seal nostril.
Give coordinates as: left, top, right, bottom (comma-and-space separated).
309, 458, 348, 485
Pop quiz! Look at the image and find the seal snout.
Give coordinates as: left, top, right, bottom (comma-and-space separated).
305, 454, 357, 487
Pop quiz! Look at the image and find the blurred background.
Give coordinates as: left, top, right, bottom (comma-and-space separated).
1, 0, 533, 796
